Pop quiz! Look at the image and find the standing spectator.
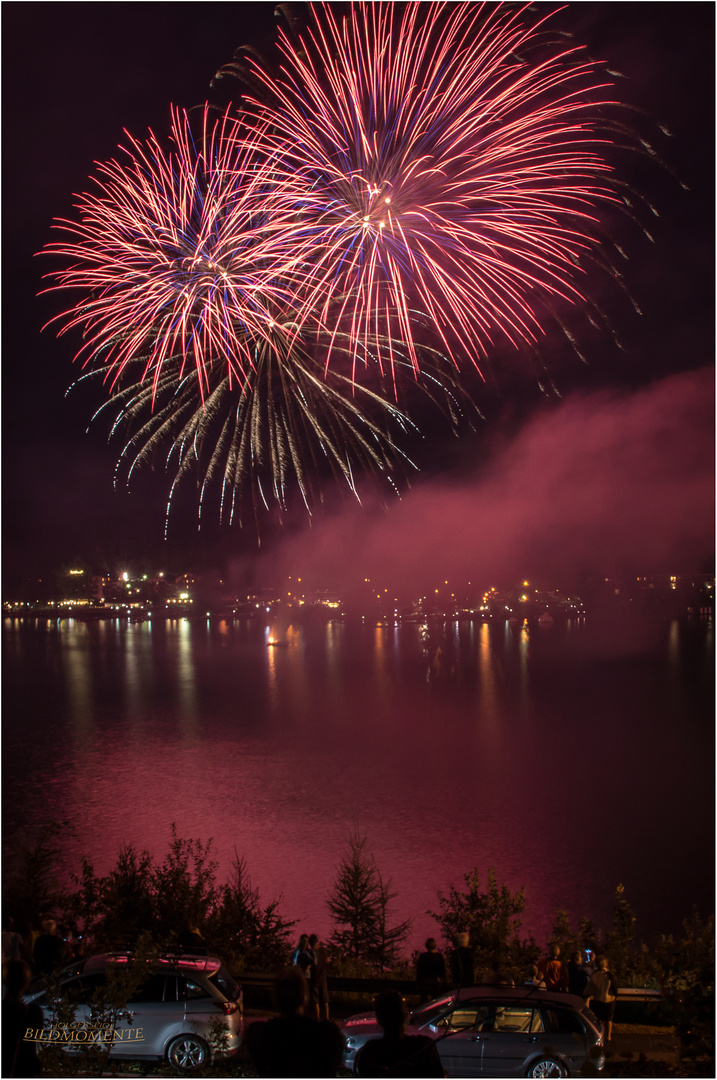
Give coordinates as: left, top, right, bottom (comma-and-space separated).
450, 932, 474, 988
416, 938, 447, 1003
32, 919, 65, 977
2, 916, 24, 963
177, 920, 209, 955
292, 934, 315, 977
537, 944, 568, 992
523, 964, 546, 988
567, 951, 591, 997
308, 934, 330, 1020
246, 966, 343, 1077
489, 961, 514, 987
25, 915, 44, 973
583, 956, 618, 1042
355, 990, 445, 1076
2, 959, 44, 1077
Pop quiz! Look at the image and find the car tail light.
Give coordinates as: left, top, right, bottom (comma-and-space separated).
221, 1001, 240, 1015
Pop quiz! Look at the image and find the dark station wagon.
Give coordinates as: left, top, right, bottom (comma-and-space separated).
341, 984, 605, 1077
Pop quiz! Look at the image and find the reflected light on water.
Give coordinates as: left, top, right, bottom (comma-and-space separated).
176, 618, 197, 732
2, 614, 713, 949
123, 624, 143, 722
64, 621, 94, 740
373, 624, 386, 677
478, 622, 498, 722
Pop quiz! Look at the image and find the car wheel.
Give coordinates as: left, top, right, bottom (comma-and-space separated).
527, 1058, 566, 1078
167, 1034, 210, 1073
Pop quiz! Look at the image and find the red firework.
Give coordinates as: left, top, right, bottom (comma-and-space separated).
245, 1, 622, 382
41, 106, 304, 398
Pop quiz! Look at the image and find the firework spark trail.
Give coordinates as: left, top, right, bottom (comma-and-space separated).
244, 1, 622, 381
71, 328, 438, 534
42, 106, 308, 399
42, 2, 644, 530
44, 101, 434, 526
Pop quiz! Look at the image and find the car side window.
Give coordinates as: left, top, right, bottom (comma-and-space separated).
436, 1004, 494, 1031
177, 977, 210, 1000
211, 969, 241, 1002
543, 1007, 585, 1035
494, 1006, 542, 1033
128, 974, 167, 1003
70, 973, 107, 1003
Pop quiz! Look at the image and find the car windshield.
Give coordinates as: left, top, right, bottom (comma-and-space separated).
409, 994, 456, 1028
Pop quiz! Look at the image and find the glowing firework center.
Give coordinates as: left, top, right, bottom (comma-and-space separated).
42, 2, 639, 528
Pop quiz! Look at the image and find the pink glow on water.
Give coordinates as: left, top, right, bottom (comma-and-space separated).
3, 611, 713, 950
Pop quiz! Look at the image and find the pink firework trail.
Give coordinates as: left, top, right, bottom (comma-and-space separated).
42, 107, 305, 399
247, 1, 622, 383
40, 3, 643, 524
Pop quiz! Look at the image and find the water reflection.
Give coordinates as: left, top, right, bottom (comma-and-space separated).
123, 624, 144, 724
265, 623, 279, 711
324, 621, 343, 695
478, 622, 498, 722
2, 615, 713, 949
176, 619, 197, 732
62, 621, 94, 741
373, 624, 387, 680
519, 622, 530, 704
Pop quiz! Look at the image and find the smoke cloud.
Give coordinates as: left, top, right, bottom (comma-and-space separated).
244, 367, 714, 595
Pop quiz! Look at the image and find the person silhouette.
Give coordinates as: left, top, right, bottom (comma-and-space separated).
450, 932, 474, 988
567, 951, 590, 997
355, 990, 445, 1076
2, 959, 44, 1078
308, 934, 330, 1020
246, 966, 343, 1077
32, 919, 65, 977
1, 915, 23, 962
292, 933, 315, 977
583, 956, 618, 1042
177, 920, 208, 955
416, 938, 447, 1002
537, 944, 568, 992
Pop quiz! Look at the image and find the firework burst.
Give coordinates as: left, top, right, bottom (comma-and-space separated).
76, 328, 417, 535
73, 321, 474, 536
42, 93, 475, 527
42, 2, 648, 531
42, 106, 304, 398
242, 1, 624, 381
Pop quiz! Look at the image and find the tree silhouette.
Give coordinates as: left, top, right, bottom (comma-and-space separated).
429, 866, 535, 975
327, 828, 411, 968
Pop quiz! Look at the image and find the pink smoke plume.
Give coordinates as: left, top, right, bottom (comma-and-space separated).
255, 367, 714, 594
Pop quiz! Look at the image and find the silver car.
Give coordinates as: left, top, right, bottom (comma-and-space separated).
27, 952, 243, 1073
341, 985, 605, 1077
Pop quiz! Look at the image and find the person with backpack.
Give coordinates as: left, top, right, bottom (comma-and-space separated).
583, 955, 618, 1041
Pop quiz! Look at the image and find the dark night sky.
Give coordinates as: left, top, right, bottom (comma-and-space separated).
2, 2, 714, 593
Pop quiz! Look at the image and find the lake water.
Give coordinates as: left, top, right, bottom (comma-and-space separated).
2, 611, 713, 951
